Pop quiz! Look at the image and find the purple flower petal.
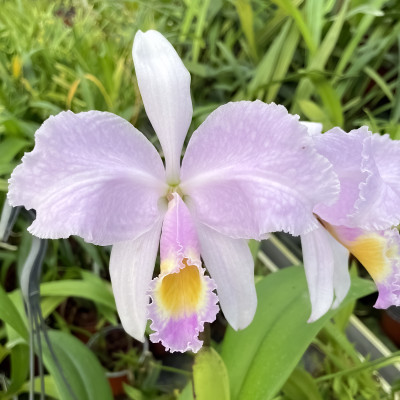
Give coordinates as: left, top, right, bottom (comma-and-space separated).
180, 101, 339, 238
133, 30, 192, 183
148, 259, 218, 353
314, 127, 400, 230
196, 222, 257, 330
160, 193, 200, 266
8, 111, 166, 245
110, 218, 164, 342
313, 127, 370, 226
355, 133, 400, 229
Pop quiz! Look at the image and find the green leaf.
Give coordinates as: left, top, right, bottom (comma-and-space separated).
123, 383, 144, 400
221, 266, 375, 400
297, 99, 330, 128
304, 0, 324, 45
272, 0, 317, 55
40, 278, 116, 310
0, 284, 28, 340
7, 343, 30, 395
334, 0, 388, 77
193, 348, 230, 400
266, 22, 300, 102
19, 375, 60, 399
281, 368, 323, 400
235, 0, 258, 60
246, 20, 292, 100
0, 137, 29, 163
248, 239, 260, 261
363, 65, 394, 101
43, 330, 113, 400
311, 76, 343, 126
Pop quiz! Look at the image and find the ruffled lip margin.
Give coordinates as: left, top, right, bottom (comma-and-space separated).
147, 258, 219, 353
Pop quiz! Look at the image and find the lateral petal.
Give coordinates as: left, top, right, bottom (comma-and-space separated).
355, 133, 400, 229
8, 111, 166, 245
196, 222, 257, 330
314, 127, 400, 230
181, 101, 339, 239
301, 223, 335, 322
313, 127, 370, 227
110, 218, 163, 342
133, 30, 192, 183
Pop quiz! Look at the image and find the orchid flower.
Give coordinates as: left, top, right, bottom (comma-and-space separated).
300, 123, 400, 321
8, 30, 339, 352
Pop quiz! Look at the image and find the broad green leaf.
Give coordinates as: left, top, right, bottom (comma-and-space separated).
0, 284, 28, 340
7, 343, 29, 395
0, 343, 10, 364
43, 330, 113, 400
40, 278, 116, 310
221, 266, 375, 400
193, 348, 230, 400
178, 384, 195, 400
19, 375, 59, 399
41, 296, 66, 319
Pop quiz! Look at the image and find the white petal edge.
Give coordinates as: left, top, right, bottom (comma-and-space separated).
329, 234, 351, 308
133, 30, 192, 183
300, 121, 323, 136
301, 223, 335, 322
110, 218, 163, 342
196, 222, 257, 330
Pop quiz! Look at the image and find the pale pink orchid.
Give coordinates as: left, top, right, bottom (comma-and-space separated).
300, 123, 400, 322
8, 30, 339, 352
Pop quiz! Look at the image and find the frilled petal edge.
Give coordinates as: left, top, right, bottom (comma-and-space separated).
181, 101, 339, 239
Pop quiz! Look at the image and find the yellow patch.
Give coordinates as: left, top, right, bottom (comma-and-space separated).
348, 234, 391, 281
158, 259, 204, 318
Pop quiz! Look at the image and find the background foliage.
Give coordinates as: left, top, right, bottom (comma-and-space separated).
1, 0, 400, 399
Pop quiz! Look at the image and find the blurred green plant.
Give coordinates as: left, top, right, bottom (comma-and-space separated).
1, 0, 400, 399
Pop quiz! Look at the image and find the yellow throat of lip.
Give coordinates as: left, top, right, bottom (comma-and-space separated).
348, 234, 393, 281
158, 258, 203, 317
